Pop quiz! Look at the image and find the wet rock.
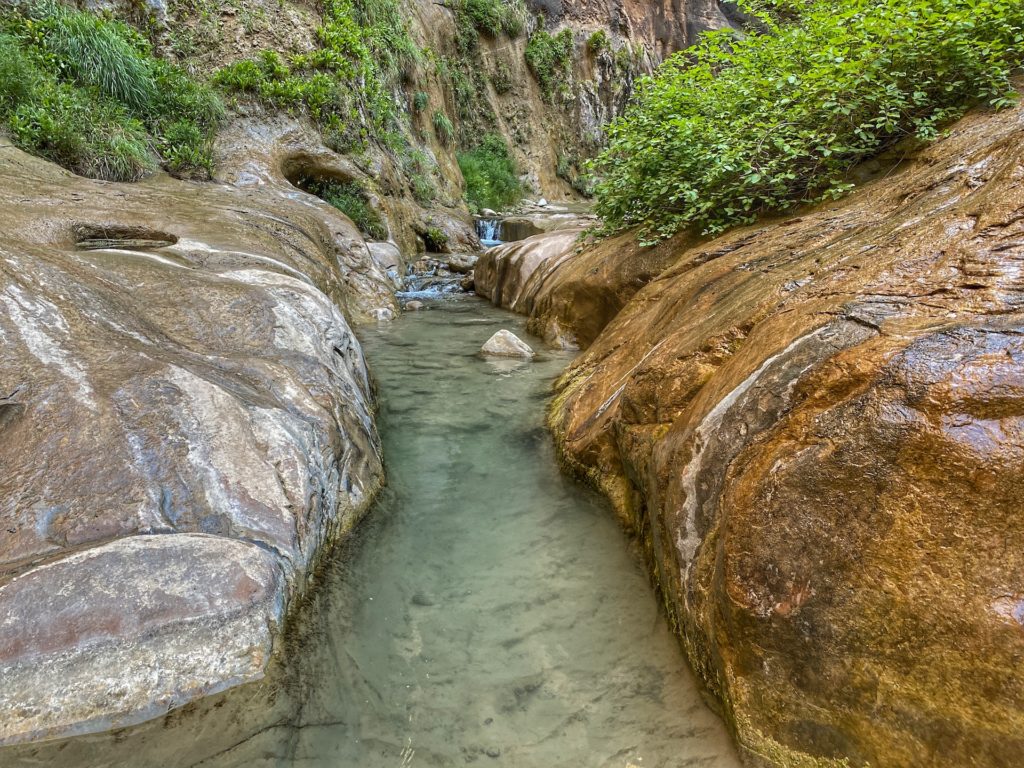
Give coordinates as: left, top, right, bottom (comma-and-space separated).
485, 747, 501, 758
530, 96, 1024, 767
481, 330, 534, 359
446, 253, 478, 274
0, 142, 386, 745
460, 275, 476, 293
405, 300, 425, 311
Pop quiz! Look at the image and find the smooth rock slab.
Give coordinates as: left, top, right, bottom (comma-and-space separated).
481, 330, 534, 359
0, 534, 282, 746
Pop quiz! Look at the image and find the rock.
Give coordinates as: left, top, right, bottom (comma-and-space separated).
537, 197, 548, 207
481, 208, 498, 217
0, 140, 387, 746
481, 330, 534, 359
405, 300, 425, 311
446, 253, 478, 274
460, 275, 475, 293
485, 747, 501, 758
536, 97, 1024, 768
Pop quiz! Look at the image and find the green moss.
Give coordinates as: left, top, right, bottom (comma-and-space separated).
457, 133, 522, 212
0, 2, 221, 181
525, 27, 574, 102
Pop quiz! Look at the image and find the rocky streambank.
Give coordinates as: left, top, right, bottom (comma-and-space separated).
477, 97, 1024, 767
0, 129, 400, 745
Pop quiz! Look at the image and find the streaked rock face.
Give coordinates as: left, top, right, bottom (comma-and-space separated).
0, 131, 391, 744
487, 96, 1024, 766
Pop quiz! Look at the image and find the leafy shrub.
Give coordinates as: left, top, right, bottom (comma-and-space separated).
457, 133, 522, 211
525, 28, 574, 101
593, 0, 1024, 242
299, 177, 388, 240
0, 2, 221, 181
586, 29, 609, 54
413, 90, 429, 112
433, 110, 455, 146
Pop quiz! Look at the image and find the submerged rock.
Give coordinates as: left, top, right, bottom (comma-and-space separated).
405, 300, 425, 311
498, 97, 1024, 767
481, 330, 534, 359
0, 140, 389, 746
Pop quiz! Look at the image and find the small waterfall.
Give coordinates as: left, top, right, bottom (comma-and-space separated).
476, 218, 502, 246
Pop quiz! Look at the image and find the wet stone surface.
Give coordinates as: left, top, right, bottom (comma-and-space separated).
1, 294, 742, 768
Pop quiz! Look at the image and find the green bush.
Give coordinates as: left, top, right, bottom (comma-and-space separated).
300, 177, 388, 240
432, 110, 455, 146
457, 0, 528, 38
0, 3, 222, 181
413, 90, 429, 112
457, 133, 522, 211
593, 0, 1024, 242
525, 28, 574, 101
422, 225, 449, 252
586, 29, 609, 54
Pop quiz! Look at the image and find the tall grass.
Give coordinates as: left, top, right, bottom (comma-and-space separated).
0, 1, 223, 181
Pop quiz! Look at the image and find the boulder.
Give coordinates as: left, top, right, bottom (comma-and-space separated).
481, 330, 534, 359
528, 97, 1024, 767
405, 300, 425, 311
0, 140, 388, 745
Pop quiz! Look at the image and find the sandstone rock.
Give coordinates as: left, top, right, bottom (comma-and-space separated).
475, 224, 676, 348
481, 330, 534, 359
0, 141, 387, 745
446, 253, 478, 274
523, 96, 1024, 767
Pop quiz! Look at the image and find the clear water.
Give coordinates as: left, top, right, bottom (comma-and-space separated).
1, 295, 741, 768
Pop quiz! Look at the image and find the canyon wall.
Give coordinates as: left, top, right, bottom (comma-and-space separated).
479, 97, 1024, 767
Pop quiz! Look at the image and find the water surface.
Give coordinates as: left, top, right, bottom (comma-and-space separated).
2, 295, 741, 768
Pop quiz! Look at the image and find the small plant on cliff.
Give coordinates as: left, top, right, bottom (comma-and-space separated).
525, 27, 574, 102
457, 132, 522, 212
455, 0, 528, 39
586, 29, 609, 55
0, 2, 222, 180
592, 0, 1024, 243
433, 111, 456, 147
422, 225, 449, 252
213, 0, 417, 150
299, 177, 388, 240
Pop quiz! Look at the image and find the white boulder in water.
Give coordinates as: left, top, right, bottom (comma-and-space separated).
481, 330, 534, 359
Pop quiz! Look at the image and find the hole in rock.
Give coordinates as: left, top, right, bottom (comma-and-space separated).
283, 160, 388, 242
73, 224, 178, 251
0, 402, 24, 431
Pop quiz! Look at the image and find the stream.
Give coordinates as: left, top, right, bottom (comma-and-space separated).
2, 293, 741, 768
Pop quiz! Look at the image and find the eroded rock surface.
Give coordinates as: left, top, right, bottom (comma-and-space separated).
475, 226, 685, 348
0, 138, 391, 745
502, 100, 1024, 767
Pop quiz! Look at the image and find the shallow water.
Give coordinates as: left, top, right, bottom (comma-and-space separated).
2, 294, 741, 768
